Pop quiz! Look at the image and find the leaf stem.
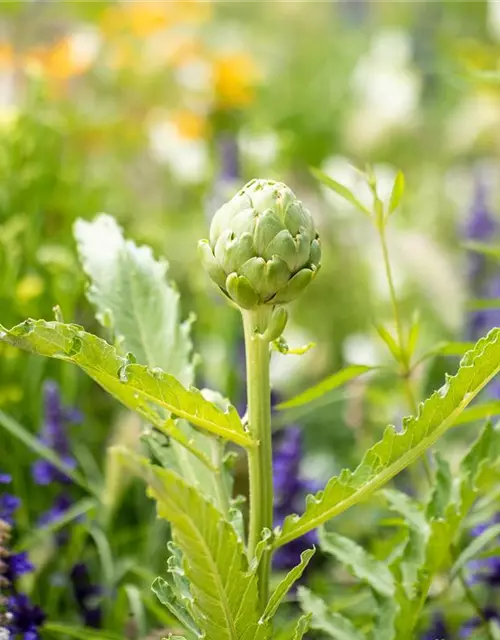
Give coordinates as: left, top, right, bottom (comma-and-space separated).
242, 306, 274, 611
458, 567, 495, 640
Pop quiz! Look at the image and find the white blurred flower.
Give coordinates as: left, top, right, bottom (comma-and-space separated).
347, 29, 421, 151
446, 93, 500, 153
175, 56, 212, 94
69, 27, 101, 69
343, 333, 381, 366
239, 130, 279, 168
488, 0, 500, 42
320, 156, 397, 217
270, 325, 326, 390
148, 116, 209, 184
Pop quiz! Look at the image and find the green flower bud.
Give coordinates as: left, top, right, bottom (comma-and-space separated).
198, 179, 321, 309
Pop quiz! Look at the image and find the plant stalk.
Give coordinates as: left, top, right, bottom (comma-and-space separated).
242, 306, 274, 610
377, 222, 433, 484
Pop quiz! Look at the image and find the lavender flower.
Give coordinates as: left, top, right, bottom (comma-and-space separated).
0, 472, 45, 640
465, 179, 500, 399
272, 426, 319, 571
466, 514, 500, 586
70, 563, 102, 628
32, 381, 81, 487
460, 607, 500, 637
421, 615, 449, 639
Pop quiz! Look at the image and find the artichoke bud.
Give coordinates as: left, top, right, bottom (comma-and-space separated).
198, 179, 321, 309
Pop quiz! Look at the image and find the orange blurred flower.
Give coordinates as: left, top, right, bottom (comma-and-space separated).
213, 52, 259, 109
24, 37, 94, 80
0, 43, 13, 69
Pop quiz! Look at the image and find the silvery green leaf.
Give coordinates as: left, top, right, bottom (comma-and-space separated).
74, 214, 229, 506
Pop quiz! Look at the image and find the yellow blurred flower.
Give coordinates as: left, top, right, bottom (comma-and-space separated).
212, 52, 259, 109
16, 274, 45, 303
172, 109, 208, 139
100, 0, 211, 39
0, 385, 22, 407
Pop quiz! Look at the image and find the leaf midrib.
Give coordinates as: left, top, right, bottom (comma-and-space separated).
179, 511, 240, 640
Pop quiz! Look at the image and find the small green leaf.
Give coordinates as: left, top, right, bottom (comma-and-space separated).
451, 523, 500, 580
261, 548, 315, 621
298, 587, 364, 640
374, 324, 401, 361
0, 321, 254, 449
275, 365, 373, 410
275, 329, 500, 548
454, 402, 500, 426
43, 624, 123, 640
152, 577, 202, 638
319, 530, 394, 597
464, 241, 500, 259
388, 171, 405, 215
311, 167, 371, 216
467, 298, 500, 311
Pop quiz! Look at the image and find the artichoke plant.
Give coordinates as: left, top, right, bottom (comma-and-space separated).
198, 178, 321, 309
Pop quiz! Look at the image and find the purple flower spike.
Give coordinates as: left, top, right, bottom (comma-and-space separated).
272, 422, 320, 573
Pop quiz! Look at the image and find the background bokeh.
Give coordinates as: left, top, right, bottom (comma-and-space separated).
2, 1, 500, 637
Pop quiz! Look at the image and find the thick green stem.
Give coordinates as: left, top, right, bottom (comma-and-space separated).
242, 306, 274, 611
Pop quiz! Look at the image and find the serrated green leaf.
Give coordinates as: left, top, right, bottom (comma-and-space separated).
152, 577, 202, 638
319, 530, 394, 597
275, 329, 500, 548
382, 489, 428, 533
0, 320, 253, 449
458, 422, 500, 519
292, 613, 312, 640
298, 587, 364, 640
370, 597, 397, 640
261, 548, 315, 622
426, 454, 452, 520
451, 522, 500, 580
120, 451, 266, 640
276, 365, 373, 411
74, 215, 230, 506
388, 171, 405, 215
311, 167, 371, 216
